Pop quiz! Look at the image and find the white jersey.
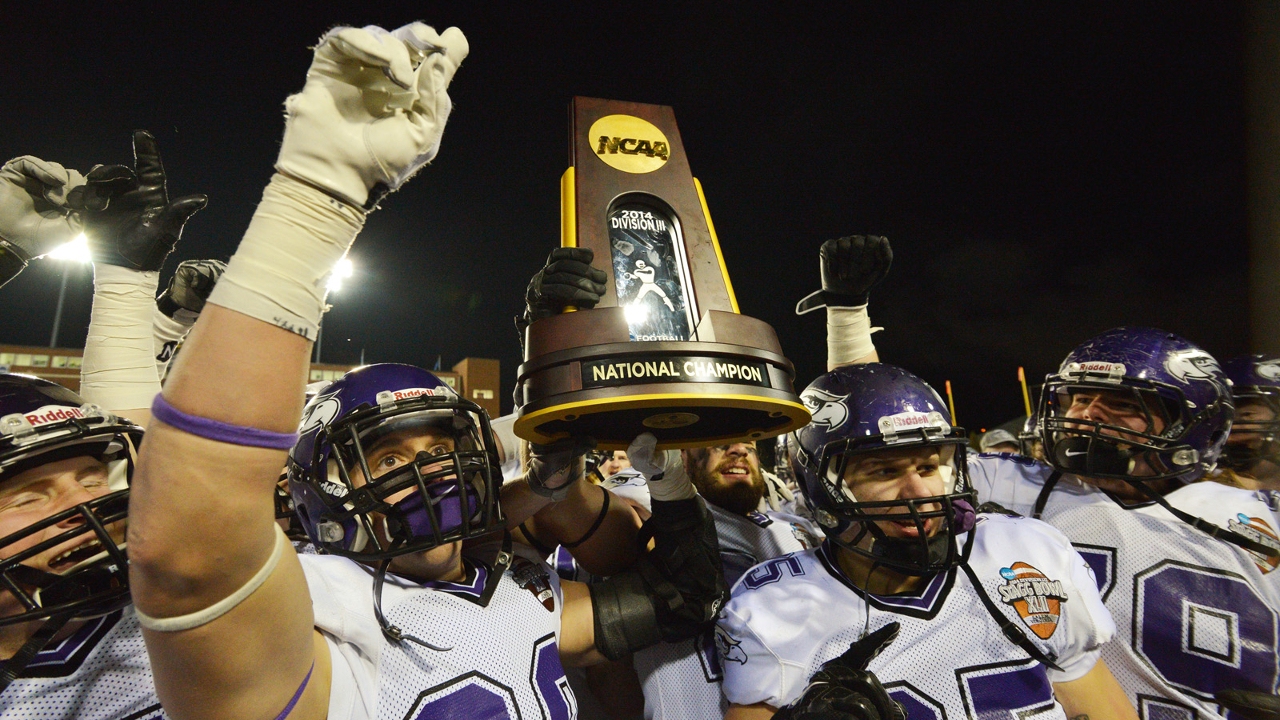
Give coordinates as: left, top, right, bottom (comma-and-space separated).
300, 545, 577, 720
719, 513, 1113, 719
970, 453, 1280, 720
0, 607, 167, 719
603, 469, 826, 720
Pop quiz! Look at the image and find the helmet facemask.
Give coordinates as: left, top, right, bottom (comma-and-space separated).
293, 395, 504, 561
0, 410, 139, 627
1220, 388, 1280, 471
807, 428, 977, 577
1040, 372, 1220, 484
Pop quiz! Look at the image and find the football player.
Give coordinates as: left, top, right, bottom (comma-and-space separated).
126, 23, 726, 720
1218, 355, 1280, 492
719, 364, 1134, 720
2, 130, 205, 717
968, 328, 1280, 720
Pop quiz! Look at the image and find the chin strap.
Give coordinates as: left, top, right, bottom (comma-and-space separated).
1130, 481, 1280, 563
1031, 472, 1062, 520
0, 611, 72, 693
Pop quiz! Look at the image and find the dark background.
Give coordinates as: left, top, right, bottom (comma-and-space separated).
0, 3, 1248, 431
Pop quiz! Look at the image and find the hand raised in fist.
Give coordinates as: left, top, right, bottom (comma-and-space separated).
0, 156, 85, 287
276, 22, 469, 210
525, 436, 597, 501
157, 258, 227, 323
524, 247, 609, 321
797, 235, 893, 314
71, 130, 208, 272
773, 622, 906, 720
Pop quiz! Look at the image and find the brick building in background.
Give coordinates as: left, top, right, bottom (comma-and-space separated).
0, 344, 502, 419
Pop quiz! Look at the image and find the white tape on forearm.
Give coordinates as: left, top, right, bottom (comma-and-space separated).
80, 265, 162, 411
827, 304, 883, 369
136, 524, 288, 633
152, 306, 192, 380
206, 174, 364, 341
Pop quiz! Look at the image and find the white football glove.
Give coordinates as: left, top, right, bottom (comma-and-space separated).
762, 470, 796, 513
276, 22, 469, 210
627, 432, 697, 502
0, 157, 85, 284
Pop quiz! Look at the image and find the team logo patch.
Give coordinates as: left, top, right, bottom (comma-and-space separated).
511, 557, 556, 612
299, 394, 340, 434
1164, 349, 1221, 383
801, 389, 850, 429
746, 510, 774, 527
1227, 513, 1280, 574
997, 562, 1068, 639
715, 627, 748, 665
1257, 361, 1280, 382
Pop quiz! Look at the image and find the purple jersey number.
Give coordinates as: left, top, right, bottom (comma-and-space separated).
1134, 561, 1279, 699
410, 636, 577, 720
885, 658, 1054, 720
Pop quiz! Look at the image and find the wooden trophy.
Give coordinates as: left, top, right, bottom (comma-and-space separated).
513, 97, 809, 450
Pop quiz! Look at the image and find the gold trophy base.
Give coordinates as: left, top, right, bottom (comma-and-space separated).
514, 309, 810, 450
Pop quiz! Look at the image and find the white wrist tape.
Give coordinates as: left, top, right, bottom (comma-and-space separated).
152, 306, 193, 381
80, 264, 162, 411
136, 524, 288, 633
827, 304, 883, 369
645, 449, 698, 503
206, 174, 364, 340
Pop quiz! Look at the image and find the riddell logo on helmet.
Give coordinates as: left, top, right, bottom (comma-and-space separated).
375, 387, 451, 405
25, 405, 85, 426
1064, 361, 1126, 378
877, 411, 947, 434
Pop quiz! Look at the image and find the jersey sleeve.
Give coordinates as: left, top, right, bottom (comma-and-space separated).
716, 604, 792, 709
1045, 532, 1116, 683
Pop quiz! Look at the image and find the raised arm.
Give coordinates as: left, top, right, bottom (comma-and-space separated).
126, 23, 468, 720
0, 155, 84, 290
76, 130, 206, 425
152, 258, 226, 382
795, 235, 892, 370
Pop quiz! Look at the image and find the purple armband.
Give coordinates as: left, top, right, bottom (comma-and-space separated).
151, 394, 299, 450
275, 661, 314, 720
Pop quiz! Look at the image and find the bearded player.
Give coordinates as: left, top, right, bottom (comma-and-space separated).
718, 364, 1135, 720
125, 23, 730, 720
966, 329, 1280, 720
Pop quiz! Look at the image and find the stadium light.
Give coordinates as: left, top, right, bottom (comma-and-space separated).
48, 233, 92, 263
327, 257, 354, 293
47, 234, 92, 348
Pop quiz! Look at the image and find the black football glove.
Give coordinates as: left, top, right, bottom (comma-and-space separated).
70, 130, 207, 271
1218, 690, 1280, 720
774, 622, 906, 720
796, 235, 892, 314
157, 258, 226, 321
525, 247, 608, 320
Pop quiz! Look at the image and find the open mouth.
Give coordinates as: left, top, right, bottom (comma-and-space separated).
47, 538, 108, 573
719, 466, 750, 479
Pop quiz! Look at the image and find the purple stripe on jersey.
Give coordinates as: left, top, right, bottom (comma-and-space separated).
816, 543, 950, 613
274, 662, 314, 720
28, 612, 117, 667
420, 562, 487, 597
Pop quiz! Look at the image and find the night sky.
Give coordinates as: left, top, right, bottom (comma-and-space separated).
0, 3, 1248, 431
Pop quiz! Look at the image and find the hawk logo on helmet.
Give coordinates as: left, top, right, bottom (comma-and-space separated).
1257, 361, 1280, 382
801, 389, 849, 429
1165, 349, 1220, 383
299, 394, 341, 434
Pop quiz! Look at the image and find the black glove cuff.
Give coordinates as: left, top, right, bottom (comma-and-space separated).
647, 497, 710, 533
0, 242, 29, 290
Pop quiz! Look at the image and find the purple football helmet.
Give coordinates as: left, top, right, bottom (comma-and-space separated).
792, 364, 976, 576
0, 374, 141, 627
1038, 327, 1232, 485
1220, 354, 1280, 471
288, 364, 504, 560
